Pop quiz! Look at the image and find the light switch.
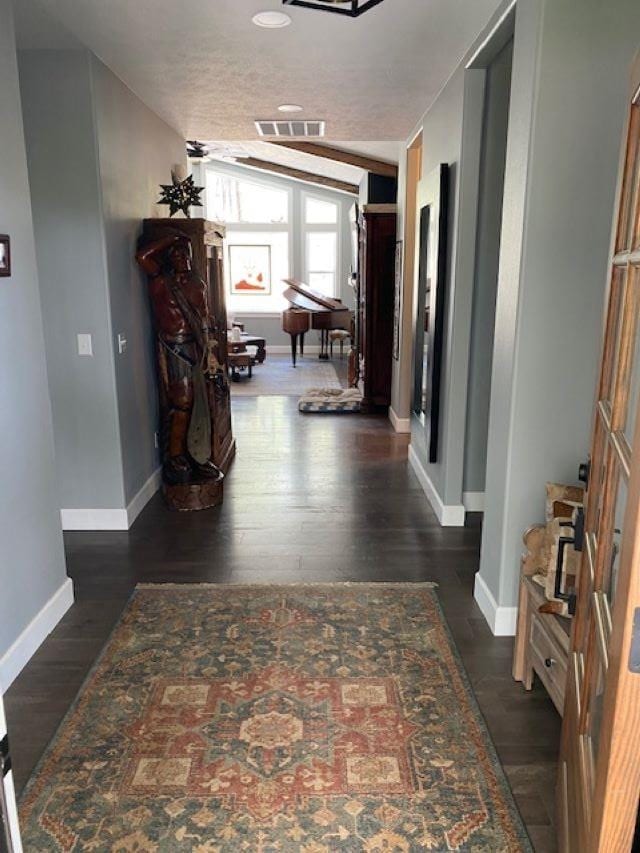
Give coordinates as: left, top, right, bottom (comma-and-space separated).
77, 333, 93, 356
117, 333, 127, 354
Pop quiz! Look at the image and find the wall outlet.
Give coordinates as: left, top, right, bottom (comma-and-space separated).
77, 333, 93, 356
117, 333, 127, 354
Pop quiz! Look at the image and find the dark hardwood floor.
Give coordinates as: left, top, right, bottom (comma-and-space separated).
5, 392, 560, 852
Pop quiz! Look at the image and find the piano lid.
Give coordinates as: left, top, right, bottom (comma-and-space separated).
282, 278, 345, 313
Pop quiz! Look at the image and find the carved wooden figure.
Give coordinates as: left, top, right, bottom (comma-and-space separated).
136, 228, 230, 510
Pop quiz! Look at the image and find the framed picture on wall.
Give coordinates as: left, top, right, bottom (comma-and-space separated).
0, 236, 10, 278
229, 244, 271, 295
393, 240, 403, 360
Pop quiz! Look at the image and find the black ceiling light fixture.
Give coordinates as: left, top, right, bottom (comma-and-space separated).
282, 0, 385, 17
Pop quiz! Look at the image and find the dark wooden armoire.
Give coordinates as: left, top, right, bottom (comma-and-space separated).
141, 217, 235, 475
352, 204, 398, 412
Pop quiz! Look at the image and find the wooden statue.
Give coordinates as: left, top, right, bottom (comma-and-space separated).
136, 231, 225, 510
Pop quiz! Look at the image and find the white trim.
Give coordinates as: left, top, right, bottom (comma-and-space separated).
473, 572, 518, 636
406, 126, 424, 151
126, 467, 162, 527
61, 508, 128, 531
389, 407, 411, 433
466, 0, 517, 68
61, 467, 161, 531
0, 578, 74, 689
0, 699, 23, 851
408, 444, 466, 526
463, 491, 485, 512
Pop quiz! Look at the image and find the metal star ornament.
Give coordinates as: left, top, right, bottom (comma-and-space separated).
157, 172, 204, 218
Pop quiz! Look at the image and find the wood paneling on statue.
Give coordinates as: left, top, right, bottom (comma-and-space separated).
137, 218, 235, 511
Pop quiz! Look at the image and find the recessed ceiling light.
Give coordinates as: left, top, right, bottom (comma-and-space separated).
278, 104, 303, 113
252, 11, 292, 28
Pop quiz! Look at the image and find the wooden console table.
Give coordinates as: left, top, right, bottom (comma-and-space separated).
513, 576, 571, 715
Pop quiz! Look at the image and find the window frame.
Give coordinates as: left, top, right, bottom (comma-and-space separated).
301, 191, 341, 298
205, 167, 294, 316
205, 168, 292, 227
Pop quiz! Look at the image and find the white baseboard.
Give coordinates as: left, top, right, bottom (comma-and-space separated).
61, 467, 161, 531
126, 467, 162, 527
60, 507, 129, 531
389, 407, 411, 433
473, 572, 518, 636
408, 444, 465, 527
0, 577, 74, 689
463, 491, 485, 512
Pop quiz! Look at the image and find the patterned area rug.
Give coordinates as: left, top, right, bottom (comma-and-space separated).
20, 585, 530, 852
230, 354, 342, 397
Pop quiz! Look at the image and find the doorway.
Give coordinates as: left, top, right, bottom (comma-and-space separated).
463, 31, 514, 512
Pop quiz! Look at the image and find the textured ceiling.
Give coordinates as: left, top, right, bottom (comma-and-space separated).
14, 0, 503, 141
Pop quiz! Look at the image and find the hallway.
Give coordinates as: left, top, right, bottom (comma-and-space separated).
6, 399, 560, 850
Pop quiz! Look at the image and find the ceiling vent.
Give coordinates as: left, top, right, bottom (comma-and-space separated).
255, 120, 326, 138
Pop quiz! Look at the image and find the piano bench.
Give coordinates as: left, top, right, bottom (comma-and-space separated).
329, 329, 351, 359
228, 351, 253, 381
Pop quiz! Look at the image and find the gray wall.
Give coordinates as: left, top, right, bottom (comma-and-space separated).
480, 0, 640, 610
408, 66, 466, 504
391, 4, 511, 508
403, 63, 484, 507
19, 49, 186, 511
463, 40, 513, 493
91, 56, 186, 503
0, 1, 69, 663
19, 50, 125, 509
201, 160, 355, 348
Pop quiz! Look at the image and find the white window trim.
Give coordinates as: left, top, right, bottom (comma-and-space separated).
205, 167, 293, 228
206, 169, 294, 314
301, 191, 341, 298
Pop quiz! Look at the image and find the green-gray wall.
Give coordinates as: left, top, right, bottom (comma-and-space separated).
91, 56, 187, 503
464, 39, 513, 494
0, 1, 71, 685
19, 50, 124, 509
394, 0, 640, 631
19, 49, 186, 515
479, 0, 640, 623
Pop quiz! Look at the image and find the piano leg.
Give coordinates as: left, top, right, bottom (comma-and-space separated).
318, 329, 330, 361
290, 334, 298, 367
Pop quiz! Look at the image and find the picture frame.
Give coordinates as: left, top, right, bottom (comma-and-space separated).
0, 235, 10, 278
393, 240, 403, 360
229, 244, 272, 295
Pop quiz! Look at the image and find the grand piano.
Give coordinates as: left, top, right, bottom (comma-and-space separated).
281, 278, 353, 367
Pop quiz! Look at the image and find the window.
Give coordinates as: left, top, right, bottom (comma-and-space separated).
303, 194, 340, 297
306, 232, 337, 295
305, 196, 338, 225
206, 172, 288, 224
203, 170, 345, 314
205, 169, 291, 313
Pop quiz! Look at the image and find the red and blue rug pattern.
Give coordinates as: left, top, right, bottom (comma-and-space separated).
20, 584, 530, 851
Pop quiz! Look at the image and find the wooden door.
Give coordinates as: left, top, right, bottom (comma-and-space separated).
558, 55, 640, 852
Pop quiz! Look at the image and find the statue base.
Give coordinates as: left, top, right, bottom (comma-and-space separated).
162, 478, 223, 512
